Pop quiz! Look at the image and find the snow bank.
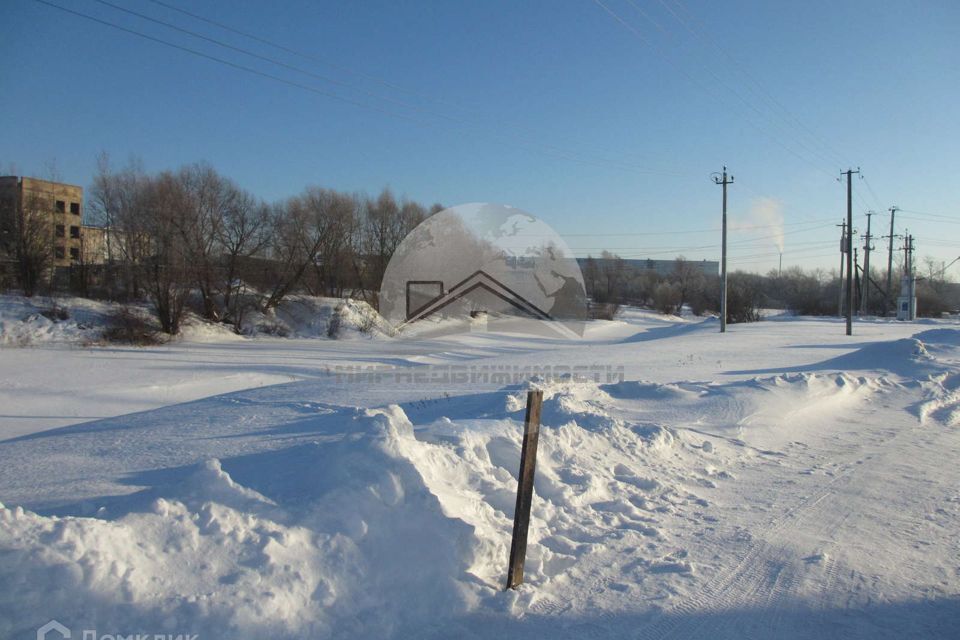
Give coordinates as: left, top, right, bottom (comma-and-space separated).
235, 296, 396, 339
0, 294, 396, 347
0, 408, 476, 638
0, 378, 728, 638
0, 295, 111, 346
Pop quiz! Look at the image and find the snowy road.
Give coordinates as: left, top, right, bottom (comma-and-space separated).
626, 368, 960, 639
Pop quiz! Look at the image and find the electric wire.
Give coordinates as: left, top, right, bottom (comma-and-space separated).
33, 0, 689, 178
592, 0, 841, 180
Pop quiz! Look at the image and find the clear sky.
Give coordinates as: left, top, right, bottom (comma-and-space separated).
3, 0, 958, 274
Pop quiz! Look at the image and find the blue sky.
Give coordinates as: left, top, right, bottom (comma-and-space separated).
3, 0, 958, 274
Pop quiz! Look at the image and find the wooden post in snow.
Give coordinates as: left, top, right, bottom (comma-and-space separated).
506, 389, 543, 590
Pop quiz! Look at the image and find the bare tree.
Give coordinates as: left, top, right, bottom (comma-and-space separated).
259, 188, 337, 311
89, 154, 151, 299
12, 189, 55, 297
141, 172, 192, 334
917, 256, 954, 317
600, 251, 626, 303
172, 164, 234, 320
217, 188, 269, 323
360, 188, 401, 305
670, 256, 705, 312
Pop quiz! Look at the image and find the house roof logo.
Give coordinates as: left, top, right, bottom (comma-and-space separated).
405, 269, 552, 322
37, 620, 71, 640
380, 203, 587, 339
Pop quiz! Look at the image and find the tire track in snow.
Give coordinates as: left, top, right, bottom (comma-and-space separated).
632, 381, 928, 640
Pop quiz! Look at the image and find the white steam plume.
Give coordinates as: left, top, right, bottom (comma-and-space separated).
734, 197, 785, 253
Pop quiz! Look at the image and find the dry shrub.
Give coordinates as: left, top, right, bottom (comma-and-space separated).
589, 302, 621, 320
39, 304, 70, 322
102, 306, 162, 345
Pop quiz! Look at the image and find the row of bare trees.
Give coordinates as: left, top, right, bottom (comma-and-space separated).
582, 253, 719, 314
582, 251, 957, 321
88, 156, 439, 333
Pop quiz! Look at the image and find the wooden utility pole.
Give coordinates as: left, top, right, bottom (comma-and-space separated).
885, 206, 898, 316
860, 211, 874, 315
837, 220, 847, 318
841, 169, 860, 335
905, 234, 916, 320
506, 390, 543, 590
854, 247, 860, 314
713, 167, 733, 333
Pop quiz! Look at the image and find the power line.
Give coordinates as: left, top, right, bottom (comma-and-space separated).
624, 0, 844, 173
141, 0, 680, 174
565, 222, 835, 253
89, 0, 461, 121
32, 0, 429, 124
90, 0, 689, 175
917, 238, 960, 247
657, 0, 852, 170
570, 238, 835, 258
143, 0, 459, 108
32, 0, 689, 178
899, 214, 960, 226
592, 0, 840, 179
899, 208, 957, 218
526, 216, 836, 237
861, 174, 885, 210
731, 177, 843, 225
730, 245, 838, 260
850, 183, 873, 214
731, 251, 837, 266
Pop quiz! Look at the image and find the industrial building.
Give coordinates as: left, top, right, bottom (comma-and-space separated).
577, 257, 719, 278
0, 176, 108, 286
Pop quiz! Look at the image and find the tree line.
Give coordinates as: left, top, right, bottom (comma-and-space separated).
581, 252, 957, 321
85, 156, 440, 333
3, 156, 955, 334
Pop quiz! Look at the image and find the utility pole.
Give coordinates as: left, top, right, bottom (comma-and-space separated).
860, 211, 874, 315
854, 247, 860, 315
713, 167, 733, 333
885, 206, 898, 316
837, 220, 847, 318
841, 169, 860, 335
906, 234, 916, 319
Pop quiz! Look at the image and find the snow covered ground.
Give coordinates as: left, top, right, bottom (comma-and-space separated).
1, 301, 958, 638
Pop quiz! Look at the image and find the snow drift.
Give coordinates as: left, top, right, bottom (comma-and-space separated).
0, 377, 732, 639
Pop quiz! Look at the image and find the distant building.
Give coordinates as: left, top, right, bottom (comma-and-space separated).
0, 176, 83, 264
79, 224, 111, 264
577, 257, 719, 278
0, 176, 110, 285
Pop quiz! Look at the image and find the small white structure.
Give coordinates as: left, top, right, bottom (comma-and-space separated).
896, 275, 916, 321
